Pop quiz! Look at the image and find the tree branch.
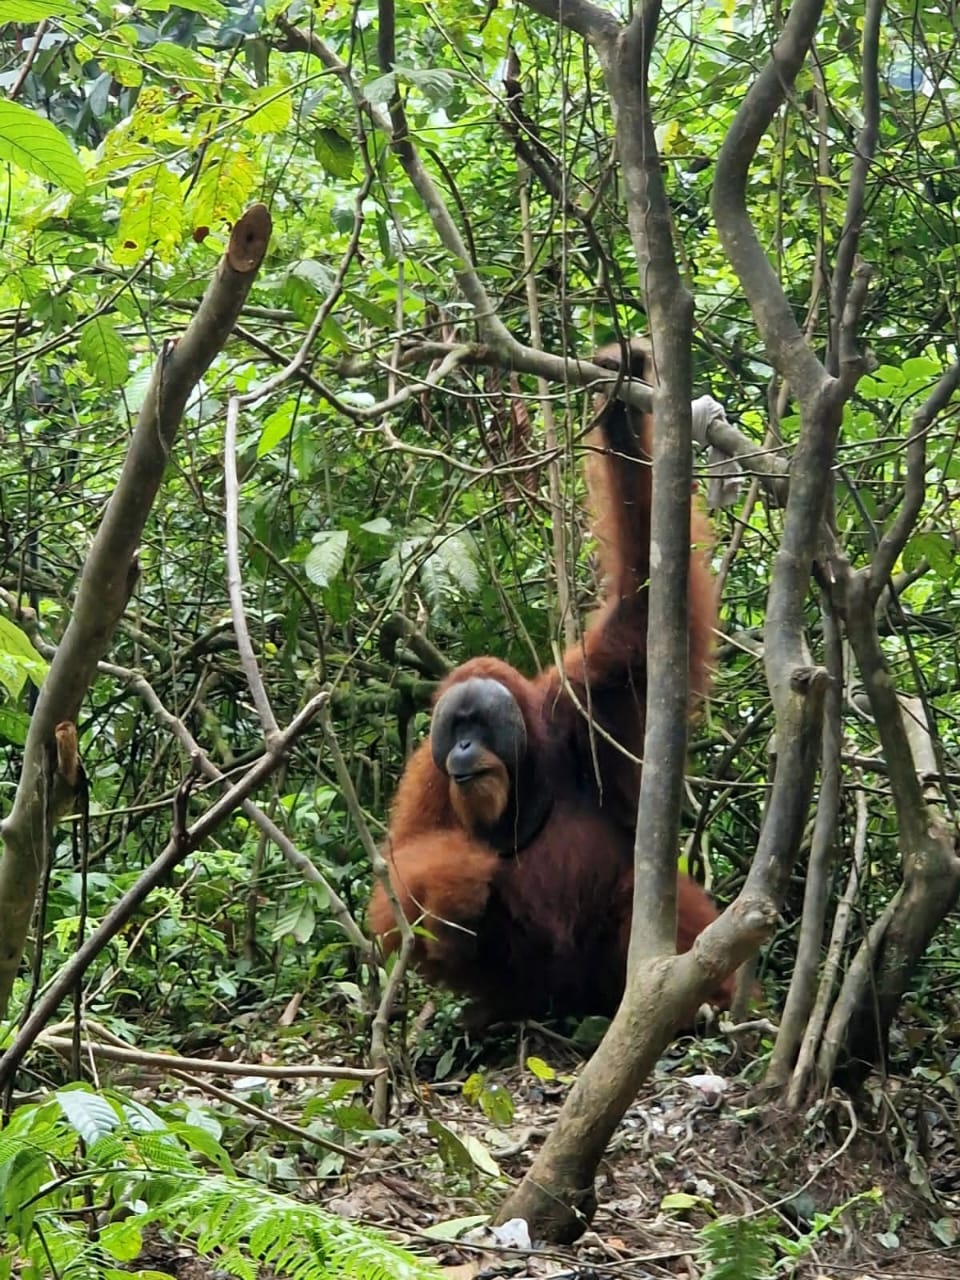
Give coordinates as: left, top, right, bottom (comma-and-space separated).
711, 0, 828, 400
870, 361, 960, 594
100, 661, 371, 957
0, 691, 327, 1091
830, 0, 882, 372
0, 205, 272, 1015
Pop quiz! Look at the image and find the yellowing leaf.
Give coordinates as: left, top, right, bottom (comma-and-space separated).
115, 165, 184, 264
189, 148, 258, 230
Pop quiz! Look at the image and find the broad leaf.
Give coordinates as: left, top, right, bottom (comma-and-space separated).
0, 100, 84, 193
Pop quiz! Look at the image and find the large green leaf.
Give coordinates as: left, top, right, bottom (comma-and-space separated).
0, 0, 80, 19
0, 100, 84, 194
304, 531, 349, 588
78, 316, 129, 390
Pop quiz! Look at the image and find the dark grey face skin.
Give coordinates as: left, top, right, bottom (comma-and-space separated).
430, 676, 553, 854
431, 677, 527, 781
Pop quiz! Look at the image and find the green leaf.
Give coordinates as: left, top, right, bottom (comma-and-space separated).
78, 317, 129, 390
99, 1222, 143, 1263
142, 41, 209, 83
901, 356, 941, 380
0, 705, 30, 746
873, 363, 906, 387
932, 1217, 958, 1246
0, 615, 48, 695
257, 405, 294, 457
119, 1098, 166, 1133
104, 1272, 175, 1280
244, 85, 292, 136
662, 1191, 714, 1215
166, 1123, 233, 1172
697, 1215, 777, 1280
525, 1055, 556, 1082
314, 128, 355, 180
139, 0, 226, 15
457, 1132, 501, 1177
0, 655, 24, 701
429, 1117, 500, 1178
571, 1015, 610, 1048
904, 531, 956, 580
305, 530, 349, 588
360, 517, 391, 536
462, 1072, 483, 1104
462, 1070, 514, 1125
478, 1082, 514, 1127
329, 1103, 376, 1131
189, 146, 258, 229
0, 615, 43, 666
400, 65, 457, 108
0, 100, 84, 194
346, 290, 394, 328
289, 259, 335, 296
420, 532, 479, 607
0, 0, 80, 17
364, 72, 397, 105
271, 899, 316, 944
56, 1088, 120, 1144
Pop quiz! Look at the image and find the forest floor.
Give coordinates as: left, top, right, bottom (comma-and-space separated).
133, 1023, 960, 1280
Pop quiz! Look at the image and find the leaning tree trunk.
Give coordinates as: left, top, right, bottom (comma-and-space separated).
496, 0, 842, 1243
0, 206, 272, 1018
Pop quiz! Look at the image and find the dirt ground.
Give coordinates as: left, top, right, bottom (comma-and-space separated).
133, 1027, 960, 1280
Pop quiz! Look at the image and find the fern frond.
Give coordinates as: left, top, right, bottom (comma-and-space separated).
143, 1173, 439, 1280
697, 1214, 777, 1280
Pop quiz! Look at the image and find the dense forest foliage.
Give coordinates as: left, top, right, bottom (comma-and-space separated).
0, 0, 958, 1274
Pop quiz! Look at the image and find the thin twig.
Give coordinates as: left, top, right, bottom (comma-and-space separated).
99, 661, 371, 956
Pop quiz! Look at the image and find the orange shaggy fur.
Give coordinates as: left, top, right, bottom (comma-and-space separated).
369, 340, 726, 1023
